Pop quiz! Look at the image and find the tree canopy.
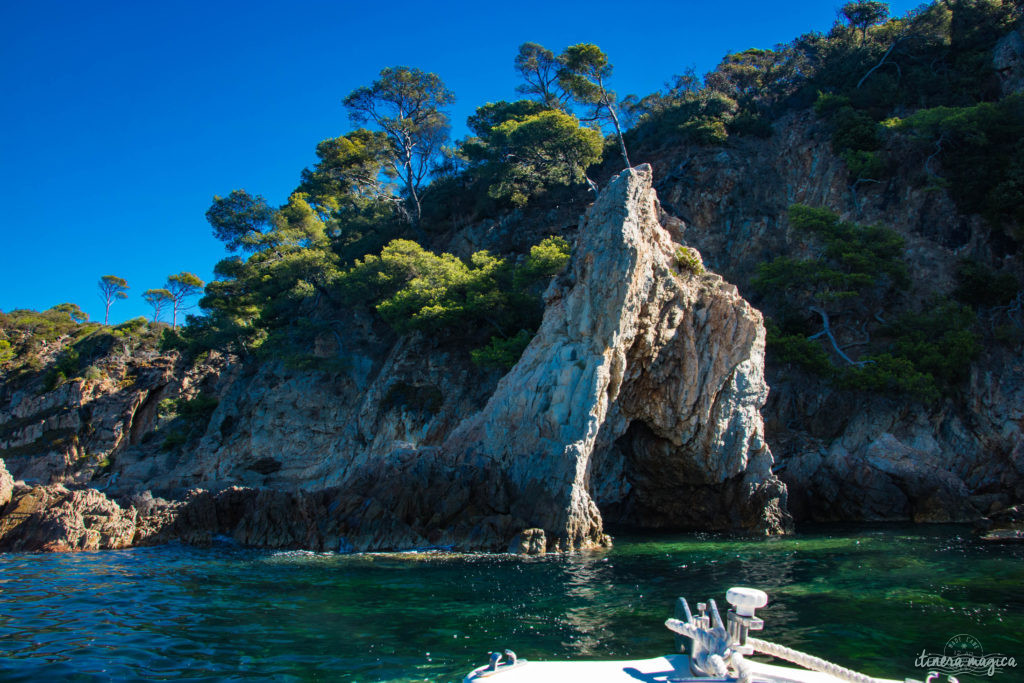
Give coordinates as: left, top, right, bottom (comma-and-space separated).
462, 102, 602, 206
205, 190, 276, 253
143, 289, 173, 323
343, 66, 455, 237
558, 43, 631, 168
166, 272, 204, 329
840, 1, 891, 40
98, 275, 129, 325
514, 43, 569, 110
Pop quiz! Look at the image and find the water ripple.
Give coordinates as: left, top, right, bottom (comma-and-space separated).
0, 525, 1021, 681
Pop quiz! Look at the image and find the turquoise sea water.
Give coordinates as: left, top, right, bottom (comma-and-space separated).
1, 526, 1021, 682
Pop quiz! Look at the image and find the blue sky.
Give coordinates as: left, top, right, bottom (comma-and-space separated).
0, 0, 921, 324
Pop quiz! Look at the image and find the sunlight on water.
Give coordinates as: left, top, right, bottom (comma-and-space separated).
0, 525, 1021, 682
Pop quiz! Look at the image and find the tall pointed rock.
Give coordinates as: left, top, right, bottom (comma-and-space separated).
443, 165, 790, 550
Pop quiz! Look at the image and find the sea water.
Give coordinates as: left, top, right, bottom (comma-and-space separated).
1, 525, 1021, 682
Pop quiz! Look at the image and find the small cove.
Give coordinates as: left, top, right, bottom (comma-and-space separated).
1, 525, 1021, 682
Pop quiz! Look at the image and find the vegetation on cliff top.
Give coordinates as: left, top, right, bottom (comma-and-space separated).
0, 306, 165, 392
3, 0, 1021, 403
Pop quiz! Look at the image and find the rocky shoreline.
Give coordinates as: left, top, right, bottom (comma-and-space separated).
2, 161, 1021, 554
0, 167, 789, 553
2, 458, 1019, 554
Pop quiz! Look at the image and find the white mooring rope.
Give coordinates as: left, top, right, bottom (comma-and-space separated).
747, 636, 887, 683
666, 617, 888, 683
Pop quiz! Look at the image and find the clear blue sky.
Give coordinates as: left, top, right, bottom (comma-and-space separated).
0, 0, 921, 324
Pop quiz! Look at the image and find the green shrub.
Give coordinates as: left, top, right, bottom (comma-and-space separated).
624, 91, 738, 150
342, 235, 570, 342
674, 246, 705, 275
825, 301, 979, 403
679, 119, 729, 145
813, 92, 852, 117
885, 94, 1024, 234
160, 429, 188, 451
839, 354, 939, 402
176, 393, 219, 423
156, 392, 218, 451
727, 111, 773, 138
829, 105, 881, 153
471, 330, 533, 369
841, 149, 885, 181
159, 327, 188, 353
113, 317, 148, 335
885, 300, 980, 387
0, 339, 13, 364
756, 207, 980, 402
754, 205, 907, 305
42, 370, 67, 393
157, 398, 178, 419
953, 259, 1020, 308
515, 236, 572, 284
765, 321, 834, 376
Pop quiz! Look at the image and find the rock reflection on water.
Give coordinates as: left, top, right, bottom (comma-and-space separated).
558, 553, 619, 655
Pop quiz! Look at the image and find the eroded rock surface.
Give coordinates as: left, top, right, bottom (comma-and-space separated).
0, 458, 13, 508
0, 166, 788, 553
995, 25, 1024, 95
442, 165, 789, 549
0, 478, 136, 552
648, 111, 1023, 525
0, 352, 228, 486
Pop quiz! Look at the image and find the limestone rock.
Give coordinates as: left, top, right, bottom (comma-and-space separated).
118, 166, 787, 553
0, 458, 12, 508
443, 165, 789, 548
0, 351, 226, 487
994, 27, 1024, 96
653, 110, 1024, 525
781, 432, 979, 522
0, 166, 788, 553
0, 483, 136, 552
509, 528, 547, 555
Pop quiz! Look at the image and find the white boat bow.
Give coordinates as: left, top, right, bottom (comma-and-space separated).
464, 587, 953, 683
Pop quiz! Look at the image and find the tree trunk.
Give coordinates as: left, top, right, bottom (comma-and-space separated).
401, 141, 426, 243
857, 38, 901, 89
809, 306, 866, 366
600, 82, 631, 169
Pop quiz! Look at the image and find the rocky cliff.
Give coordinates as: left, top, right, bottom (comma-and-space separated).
0, 166, 788, 552
442, 164, 788, 549
647, 110, 1024, 524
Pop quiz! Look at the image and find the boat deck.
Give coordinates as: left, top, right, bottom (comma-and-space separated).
465, 654, 902, 683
